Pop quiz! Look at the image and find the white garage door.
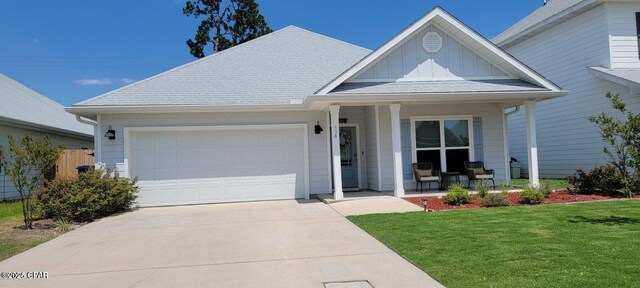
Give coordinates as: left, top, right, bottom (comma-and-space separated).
129, 126, 307, 207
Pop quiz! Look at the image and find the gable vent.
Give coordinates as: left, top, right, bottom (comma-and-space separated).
422, 32, 443, 53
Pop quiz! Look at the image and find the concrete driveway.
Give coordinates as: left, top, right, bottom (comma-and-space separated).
0, 200, 443, 288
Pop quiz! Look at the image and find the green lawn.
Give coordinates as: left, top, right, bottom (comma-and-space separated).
349, 200, 640, 288
0, 236, 53, 261
510, 178, 572, 190
0, 201, 55, 261
0, 201, 24, 223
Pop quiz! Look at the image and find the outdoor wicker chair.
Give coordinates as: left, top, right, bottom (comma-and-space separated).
464, 161, 495, 188
412, 163, 441, 193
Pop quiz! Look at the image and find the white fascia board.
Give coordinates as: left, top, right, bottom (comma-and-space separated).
496, 0, 603, 49
589, 67, 640, 90
308, 90, 566, 105
65, 104, 308, 115
0, 116, 93, 140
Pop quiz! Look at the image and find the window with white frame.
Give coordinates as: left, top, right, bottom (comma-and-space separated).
411, 116, 474, 174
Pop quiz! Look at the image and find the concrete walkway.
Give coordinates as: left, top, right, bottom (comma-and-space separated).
317, 192, 423, 216
0, 200, 443, 288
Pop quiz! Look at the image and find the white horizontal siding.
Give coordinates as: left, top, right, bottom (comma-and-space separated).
364, 106, 380, 191
99, 111, 330, 195
378, 106, 395, 191
608, 3, 640, 69
505, 5, 639, 178
377, 104, 507, 191
0, 123, 93, 200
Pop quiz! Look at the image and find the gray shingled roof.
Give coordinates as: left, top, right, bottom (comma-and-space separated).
329, 79, 547, 95
0, 74, 93, 136
75, 26, 371, 107
589, 66, 640, 87
493, 0, 588, 47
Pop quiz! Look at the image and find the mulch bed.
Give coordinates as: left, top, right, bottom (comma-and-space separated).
404, 191, 640, 211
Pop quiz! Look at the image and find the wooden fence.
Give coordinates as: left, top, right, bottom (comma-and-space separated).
47, 149, 95, 180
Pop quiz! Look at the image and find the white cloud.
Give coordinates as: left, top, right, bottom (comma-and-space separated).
74, 77, 135, 86
74, 78, 114, 86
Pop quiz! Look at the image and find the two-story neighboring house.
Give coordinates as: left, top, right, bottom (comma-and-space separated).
494, 0, 640, 178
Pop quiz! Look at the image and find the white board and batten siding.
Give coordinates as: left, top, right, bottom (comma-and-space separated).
607, 2, 640, 69
376, 104, 507, 191
351, 25, 510, 82
99, 112, 331, 205
505, 4, 640, 178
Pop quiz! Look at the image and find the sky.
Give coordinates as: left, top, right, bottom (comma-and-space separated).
0, 0, 543, 106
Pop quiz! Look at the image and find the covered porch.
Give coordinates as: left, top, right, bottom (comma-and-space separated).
307, 7, 564, 200
325, 101, 542, 201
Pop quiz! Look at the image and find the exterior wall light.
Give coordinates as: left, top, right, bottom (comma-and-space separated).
104, 125, 116, 140
314, 121, 324, 134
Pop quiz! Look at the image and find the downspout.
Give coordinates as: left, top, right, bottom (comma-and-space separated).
76, 115, 101, 163
505, 105, 520, 117
503, 105, 520, 185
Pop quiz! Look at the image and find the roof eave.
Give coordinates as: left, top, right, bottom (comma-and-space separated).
307, 90, 568, 105
589, 67, 640, 90
495, 0, 603, 49
0, 116, 93, 139
65, 104, 309, 115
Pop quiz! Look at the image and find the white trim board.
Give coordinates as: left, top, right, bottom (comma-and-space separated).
339, 123, 363, 190
123, 124, 311, 200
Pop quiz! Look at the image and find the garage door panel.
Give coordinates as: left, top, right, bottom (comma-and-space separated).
156, 133, 177, 149
132, 133, 156, 148
157, 151, 178, 168
132, 150, 157, 169
130, 127, 306, 206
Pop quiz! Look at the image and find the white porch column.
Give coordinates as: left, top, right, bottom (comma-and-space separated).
389, 104, 405, 197
524, 101, 540, 188
329, 105, 343, 200
501, 106, 511, 185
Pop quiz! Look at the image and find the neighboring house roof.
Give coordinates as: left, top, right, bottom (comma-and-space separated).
493, 0, 603, 48
589, 66, 640, 90
330, 79, 547, 95
316, 7, 562, 96
0, 74, 93, 137
74, 26, 371, 107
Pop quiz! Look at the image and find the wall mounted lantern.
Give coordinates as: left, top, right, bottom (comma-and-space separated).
314, 121, 324, 134
104, 125, 116, 140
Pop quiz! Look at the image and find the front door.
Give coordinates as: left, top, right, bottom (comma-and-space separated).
340, 126, 359, 189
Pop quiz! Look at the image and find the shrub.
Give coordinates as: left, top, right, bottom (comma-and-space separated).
520, 187, 545, 205
55, 219, 73, 232
566, 164, 624, 195
497, 181, 510, 194
482, 193, 510, 207
473, 180, 490, 199
34, 169, 138, 222
539, 181, 553, 198
445, 184, 470, 205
